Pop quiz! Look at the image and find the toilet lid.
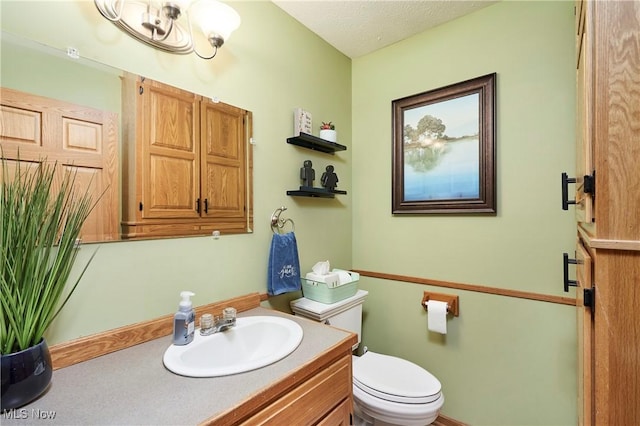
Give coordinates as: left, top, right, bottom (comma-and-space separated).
353, 351, 442, 404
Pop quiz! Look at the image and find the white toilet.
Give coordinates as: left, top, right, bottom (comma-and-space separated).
290, 290, 444, 426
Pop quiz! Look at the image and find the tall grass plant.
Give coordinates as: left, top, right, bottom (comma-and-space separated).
1, 159, 97, 354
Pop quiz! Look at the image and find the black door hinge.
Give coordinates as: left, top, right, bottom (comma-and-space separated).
584, 171, 595, 197
139, 202, 143, 211
584, 288, 595, 309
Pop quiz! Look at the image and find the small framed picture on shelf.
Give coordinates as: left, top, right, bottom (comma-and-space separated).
294, 108, 312, 136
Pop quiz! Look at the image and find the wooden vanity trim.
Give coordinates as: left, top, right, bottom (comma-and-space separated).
239, 354, 350, 424
201, 338, 356, 425
49, 292, 262, 370
578, 225, 640, 251
353, 270, 576, 306
433, 414, 469, 426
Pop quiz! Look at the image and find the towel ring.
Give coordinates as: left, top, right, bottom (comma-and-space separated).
271, 206, 295, 234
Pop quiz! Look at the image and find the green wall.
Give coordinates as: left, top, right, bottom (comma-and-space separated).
0, 0, 352, 342
0, 33, 122, 113
352, 1, 577, 424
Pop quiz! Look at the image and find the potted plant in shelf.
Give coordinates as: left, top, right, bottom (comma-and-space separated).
1, 158, 97, 410
319, 121, 337, 142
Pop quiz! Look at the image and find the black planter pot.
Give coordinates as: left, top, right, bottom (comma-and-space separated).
1, 338, 53, 410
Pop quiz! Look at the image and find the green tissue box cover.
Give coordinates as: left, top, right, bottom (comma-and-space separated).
301, 270, 359, 304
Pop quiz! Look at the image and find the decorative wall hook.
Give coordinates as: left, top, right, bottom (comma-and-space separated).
270, 206, 295, 234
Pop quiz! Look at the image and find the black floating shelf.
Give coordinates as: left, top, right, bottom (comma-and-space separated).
287, 187, 347, 198
287, 133, 346, 154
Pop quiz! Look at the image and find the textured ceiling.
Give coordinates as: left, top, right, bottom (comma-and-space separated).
271, 1, 497, 58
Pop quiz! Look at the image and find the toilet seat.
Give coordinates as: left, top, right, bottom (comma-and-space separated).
353, 384, 444, 426
352, 351, 444, 425
353, 351, 442, 404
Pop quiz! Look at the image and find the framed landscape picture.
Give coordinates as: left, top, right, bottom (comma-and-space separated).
392, 73, 496, 214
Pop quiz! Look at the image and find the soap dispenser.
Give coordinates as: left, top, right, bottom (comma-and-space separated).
173, 291, 195, 345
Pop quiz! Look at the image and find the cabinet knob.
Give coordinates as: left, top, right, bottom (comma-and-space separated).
561, 172, 576, 210
563, 252, 579, 292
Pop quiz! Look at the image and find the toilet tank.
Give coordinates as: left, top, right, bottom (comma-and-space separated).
290, 290, 368, 351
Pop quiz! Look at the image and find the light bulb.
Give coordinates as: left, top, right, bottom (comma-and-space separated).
190, 0, 241, 45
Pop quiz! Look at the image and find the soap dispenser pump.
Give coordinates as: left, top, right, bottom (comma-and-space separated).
173, 291, 195, 345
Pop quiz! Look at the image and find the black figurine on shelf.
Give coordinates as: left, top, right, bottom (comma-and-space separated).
300, 160, 315, 188
321, 165, 339, 191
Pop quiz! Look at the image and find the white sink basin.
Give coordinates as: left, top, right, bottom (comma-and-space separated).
163, 315, 304, 377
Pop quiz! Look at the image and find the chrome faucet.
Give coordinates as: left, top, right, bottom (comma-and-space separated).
199, 307, 237, 336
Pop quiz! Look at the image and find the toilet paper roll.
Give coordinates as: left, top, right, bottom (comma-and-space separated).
426, 300, 448, 334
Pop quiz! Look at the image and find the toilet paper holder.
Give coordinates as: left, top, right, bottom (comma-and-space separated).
421, 292, 459, 317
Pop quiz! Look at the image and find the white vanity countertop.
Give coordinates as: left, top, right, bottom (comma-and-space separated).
1, 307, 353, 425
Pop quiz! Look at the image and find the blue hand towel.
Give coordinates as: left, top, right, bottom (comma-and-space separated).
268, 232, 301, 296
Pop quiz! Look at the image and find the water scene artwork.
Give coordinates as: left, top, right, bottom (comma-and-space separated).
392, 73, 496, 214
403, 93, 480, 201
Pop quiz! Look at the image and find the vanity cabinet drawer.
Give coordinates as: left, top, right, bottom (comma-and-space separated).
316, 398, 352, 426
240, 355, 352, 425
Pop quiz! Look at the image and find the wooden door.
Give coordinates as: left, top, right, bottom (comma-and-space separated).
590, 1, 640, 242
0, 87, 119, 242
592, 250, 640, 424
574, 0, 594, 231
584, 3, 640, 423
139, 78, 200, 220
575, 241, 593, 426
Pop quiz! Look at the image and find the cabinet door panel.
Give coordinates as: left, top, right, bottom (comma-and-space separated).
590, 1, 640, 241
316, 398, 352, 426
575, 241, 593, 426
203, 162, 243, 213
593, 251, 640, 424
149, 91, 196, 152
200, 100, 247, 220
203, 102, 241, 159
141, 80, 199, 219
241, 356, 351, 425
144, 154, 199, 218
575, 3, 594, 231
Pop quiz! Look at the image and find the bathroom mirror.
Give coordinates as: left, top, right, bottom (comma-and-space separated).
0, 31, 254, 242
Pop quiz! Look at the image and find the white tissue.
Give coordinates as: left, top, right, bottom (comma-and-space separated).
426, 300, 448, 334
336, 270, 352, 285
305, 266, 355, 288
305, 272, 340, 286
312, 260, 330, 275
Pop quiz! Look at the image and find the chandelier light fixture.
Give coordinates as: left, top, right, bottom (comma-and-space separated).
94, 0, 241, 59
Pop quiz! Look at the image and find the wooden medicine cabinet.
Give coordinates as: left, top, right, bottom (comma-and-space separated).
121, 73, 253, 239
